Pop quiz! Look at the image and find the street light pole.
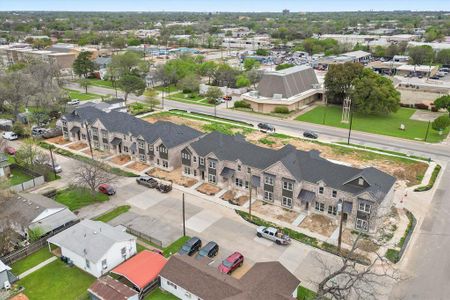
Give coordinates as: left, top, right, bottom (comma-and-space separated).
337, 200, 344, 253
347, 105, 353, 145
182, 193, 186, 237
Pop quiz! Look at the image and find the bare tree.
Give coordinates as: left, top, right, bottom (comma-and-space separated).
73, 160, 117, 193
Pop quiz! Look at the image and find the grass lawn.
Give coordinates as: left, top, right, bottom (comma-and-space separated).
55, 187, 109, 211
297, 286, 317, 300
11, 248, 53, 275
95, 205, 131, 223
65, 89, 102, 101
163, 236, 190, 257
144, 288, 178, 300
154, 84, 177, 92
85, 78, 115, 89
20, 260, 95, 300
8, 167, 34, 186
296, 105, 449, 143
168, 92, 212, 107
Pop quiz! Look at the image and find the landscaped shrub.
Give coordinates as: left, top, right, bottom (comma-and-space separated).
414, 164, 441, 192
234, 100, 251, 109
273, 106, 290, 114
414, 103, 429, 110
385, 249, 400, 263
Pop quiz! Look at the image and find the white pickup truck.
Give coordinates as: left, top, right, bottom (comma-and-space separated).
256, 226, 291, 245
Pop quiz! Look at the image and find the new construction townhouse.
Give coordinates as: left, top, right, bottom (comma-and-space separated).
61, 106, 202, 171
181, 132, 396, 233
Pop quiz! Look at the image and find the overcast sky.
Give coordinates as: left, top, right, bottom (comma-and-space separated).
0, 0, 449, 12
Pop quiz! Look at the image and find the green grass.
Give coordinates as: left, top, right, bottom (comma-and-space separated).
297, 286, 317, 300
414, 164, 441, 192
10, 248, 53, 275
95, 205, 131, 223
7, 155, 15, 164
65, 89, 102, 101
9, 167, 34, 186
84, 78, 115, 89
20, 260, 95, 300
144, 288, 178, 300
168, 92, 212, 107
128, 102, 154, 115
385, 249, 401, 263
163, 236, 191, 258
55, 187, 109, 211
296, 106, 449, 143
154, 84, 177, 92
335, 142, 429, 161
136, 243, 147, 253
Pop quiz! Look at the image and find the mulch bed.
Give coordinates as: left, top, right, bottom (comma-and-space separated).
196, 183, 221, 196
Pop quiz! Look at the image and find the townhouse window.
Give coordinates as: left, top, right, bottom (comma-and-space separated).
139, 154, 146, 162
208, 174, 216, 183
247, 167, 251, 173
156, 159, 160, 165
155, 146, 159, 152
194, 170, 197, 176
184, 166, 191, 175
138, 140, 145, 149
93, 141, 100, 149
332, 190, 337, 198
245, 181, 249, 189
101, 129, 108, 138
85, 259, 90, 269
358, 178, 364, 186
328, 205, 337, 215
103, 144, 109, 151
237, 165, 241, 171
167, 280, 177, 290
319, 186, 324, 194
199, 157, 204, 165
123, 135, 127, 141
356, 219, 369, 231
162, 160, 169, 168
358, 202, 371, 213
264, 191, 273, 202
283, 181, 293, 191
148, 145, 153, 151
282, 196, 293, 208
91, 128, 98, 135
121, 247, 126, 260
264, 176, 274, 186
209, 160, 216, 169
193, 156, 197, 163
315, 202, 325, 212
235, 178, 243, 187
81, 134, 86, 140
62, 120, 67, 126
101, 259, 107, 270
124, 146, 129, 153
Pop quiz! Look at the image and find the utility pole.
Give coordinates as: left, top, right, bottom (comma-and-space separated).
182, 193, 186, 237
214, 101, 217, 117
84, 121, 94, 159
347, 104, 354, 145
337, 200, 344, 252
248, 169, 252, 221
49, 144, 57, 179
424, 120, 431, 142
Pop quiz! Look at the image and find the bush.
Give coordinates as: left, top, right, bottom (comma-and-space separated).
234, 100, 251, 109
273, 106, 290, 114
385, 249, 400, 263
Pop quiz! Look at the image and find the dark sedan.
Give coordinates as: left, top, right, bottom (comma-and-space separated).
195, 241, 219, 260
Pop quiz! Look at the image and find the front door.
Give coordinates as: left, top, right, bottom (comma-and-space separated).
201, 171, 205, 180
305, 202, 309, 211
118, 143, 122, 154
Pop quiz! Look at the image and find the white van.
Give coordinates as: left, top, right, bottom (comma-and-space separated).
2, 131, 18, 140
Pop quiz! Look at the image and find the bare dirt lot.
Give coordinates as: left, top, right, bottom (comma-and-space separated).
221, 190, 235, 201
299, 214, 337, 237
109, 154, 131, 165
147, 168, 198, 187
68, 141, 88, 150
197, 183, 221, 195
81, 148, 110, 159
252, 200, 299, 223
231, 195, 248, 206
46, 136, 70, 145
144, 114, 207, 132
126, 161, 150, 172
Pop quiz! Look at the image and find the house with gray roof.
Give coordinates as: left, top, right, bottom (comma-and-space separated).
181, 131, 396, 232
241, 65, 323, 113
0, 260, 17, 289
47, 220, 137, 278
0, 154, 11, 179
160, 255, 300, 300
61, 106, 202, 171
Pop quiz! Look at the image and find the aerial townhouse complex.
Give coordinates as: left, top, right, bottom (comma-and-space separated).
62, 107, 396, 233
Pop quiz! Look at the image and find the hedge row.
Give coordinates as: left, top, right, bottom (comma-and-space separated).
414, 164, 441, 192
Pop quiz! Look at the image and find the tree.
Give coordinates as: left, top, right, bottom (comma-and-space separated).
205, 86, 223, 104
74, 160, 117, 193
78, 78, 91, 94
177, 74, 200, 94
255, 48, 269, 56
433, 95, 450, 117
432, 115, 450, 133
436, 49, 450, 66
243, 58, 260, 71
246, 69, 263, 89
110, 51, 144, 77
350, 69, 400, 115
117, 74, 146, 102
72, 51, 95, 78
0, 70, 33, 119
324, 62, 364, 105
408, 46, 435, 65
199, 61, 217, 84
111, 37, 127, 49
143, 88, 160, 110
236, 74, 251, 88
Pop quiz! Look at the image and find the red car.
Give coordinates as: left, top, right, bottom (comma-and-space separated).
4, 146, 16, 155
98, 184, 116, 195
218, 252, 244, 274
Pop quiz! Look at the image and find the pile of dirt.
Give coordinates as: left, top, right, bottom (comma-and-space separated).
46, 136, 70, 145
252, 200, 299, 223
126, 161, 150, 172
68, 142, 88, 150
148, 168, 197, 187
82, 148, 110, 159
221, 190, 235, 201
299, 214, 337, 237
197, 183, 221, 195
109, 154, 131, 165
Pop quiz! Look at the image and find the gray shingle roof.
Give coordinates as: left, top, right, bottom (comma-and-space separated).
63, 107, 202, 148
190, 132, 395, 202
257, 65, 319, 98
47, 220, 136, 263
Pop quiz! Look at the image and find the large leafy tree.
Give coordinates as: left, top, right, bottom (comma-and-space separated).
72, 51, 95, 78
109, 51, 142, 77
432, 115, 450, 133
408, 45, 435, 65
433, 95, 450, 117
243, 58, 260, 71
177, 74, 200, 94
436, 49, 450, 66
324, 62, 364, 105
117, 74, 146, 102
205, 86, 223, 104
350, 69, 400, 115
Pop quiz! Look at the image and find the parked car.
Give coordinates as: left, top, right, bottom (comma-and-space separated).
4, 146, 16, 155
303, 131, 318, 139
31, 127, 47, 137
257, 123, 275, 132
46, 162, 62, 173
42, 127, 63, 139
430, 75, 440, 80
2, 131, 18, 141
218, 252, 244, 274
196, 241, 219, 260
215, 98, 225, 105
178, 237, 202, 256
67, 99, 80, 105
223, 96, 232, 101
136, 175, 159, 188
157, 182, 172, 193
98, 184, 116, 195
256, 226, 291, 245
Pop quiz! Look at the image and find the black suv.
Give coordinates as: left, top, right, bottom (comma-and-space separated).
178, 237, 202, 256
303, 131, 318, 139
257, 123, 275, 132
196, 241, 219, 260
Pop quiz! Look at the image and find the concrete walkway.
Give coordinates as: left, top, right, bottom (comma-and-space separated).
17, 256, 57, 279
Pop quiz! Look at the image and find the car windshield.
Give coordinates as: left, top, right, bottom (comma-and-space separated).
222, 259, 234, 268
181, 245, 191, 252
198, 249, 207, 256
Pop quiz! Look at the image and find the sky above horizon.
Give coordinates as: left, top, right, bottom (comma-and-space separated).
0, 0, 449, 12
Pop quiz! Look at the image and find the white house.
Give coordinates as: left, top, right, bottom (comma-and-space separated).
47, 220, 136, 278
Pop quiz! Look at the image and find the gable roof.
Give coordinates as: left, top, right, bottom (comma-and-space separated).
47, 220, 135, 263
88, 276, 138, 300
190, 132, 395, 202
112, 250, 167, 290
257, 65, 319, 98
63, 106, 202, 148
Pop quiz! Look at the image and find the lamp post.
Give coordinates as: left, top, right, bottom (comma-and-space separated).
347, 104, 354, 145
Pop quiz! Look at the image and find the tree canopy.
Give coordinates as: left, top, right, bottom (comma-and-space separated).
117, 74, 146, 102
72, 51, 96, 78
408, 45, 435, 65
324, 62, 364, 105
433, 95, 450, 117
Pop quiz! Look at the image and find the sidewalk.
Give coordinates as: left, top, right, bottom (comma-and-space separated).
17, 256, 57, 279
